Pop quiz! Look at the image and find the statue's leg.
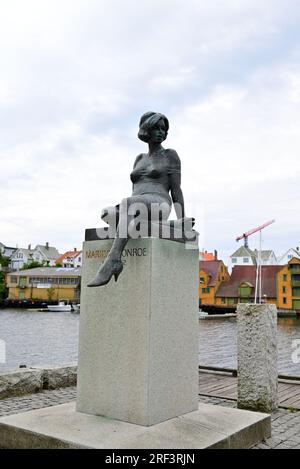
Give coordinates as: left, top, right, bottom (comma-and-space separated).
101, 205, 120, 226
87, 195, 171, 287
106, 197, 141, 261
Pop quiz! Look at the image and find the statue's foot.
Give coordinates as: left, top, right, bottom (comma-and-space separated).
87, 259, 123, 287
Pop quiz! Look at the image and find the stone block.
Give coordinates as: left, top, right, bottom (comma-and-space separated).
0, 402, 271, 449
0, 369, 43, 399
237, 303, 278, 412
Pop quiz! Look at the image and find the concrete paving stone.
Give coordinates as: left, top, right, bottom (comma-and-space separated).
263, 437, 284, 448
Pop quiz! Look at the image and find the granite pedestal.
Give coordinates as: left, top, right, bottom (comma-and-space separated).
76, 237, 199, 426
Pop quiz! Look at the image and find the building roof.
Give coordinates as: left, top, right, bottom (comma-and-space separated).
11, 248, 34, 257
10, 267, 81, 277
253, 249, 276, 262
230, 246, 256, 262
216, 265, 283, 298
199, 251, 215, 261
278, 248, 300, 263
56, 251, 82, 264
35, 245, 60, 261
0, 243, 16, 250
199, 260, 222, 287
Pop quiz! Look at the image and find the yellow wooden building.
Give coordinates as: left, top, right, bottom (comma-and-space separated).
276, 257, 300, 310
6, 267, 81, 302
199, 260, 230, 306
214, 258, 300, 312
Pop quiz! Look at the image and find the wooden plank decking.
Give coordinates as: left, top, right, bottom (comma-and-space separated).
199, 371, 300, 410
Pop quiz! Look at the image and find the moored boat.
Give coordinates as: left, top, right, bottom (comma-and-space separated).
47, 301, 72, 312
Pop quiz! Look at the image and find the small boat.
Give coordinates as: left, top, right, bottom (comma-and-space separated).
71, 304, 80, 314
47, 301, 72, 312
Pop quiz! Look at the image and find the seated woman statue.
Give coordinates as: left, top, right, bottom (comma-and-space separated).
87, 111, 187, 287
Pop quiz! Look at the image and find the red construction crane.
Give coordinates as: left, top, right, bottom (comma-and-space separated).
236, 219, 275, 248
235, 219, 275, 304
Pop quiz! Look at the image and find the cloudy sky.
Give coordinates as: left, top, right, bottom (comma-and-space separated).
1, 0, 299, 262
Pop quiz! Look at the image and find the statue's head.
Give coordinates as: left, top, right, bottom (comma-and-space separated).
138, 112, 169, 143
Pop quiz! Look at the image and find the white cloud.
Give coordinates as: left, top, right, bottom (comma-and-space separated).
0, 0, 300, 259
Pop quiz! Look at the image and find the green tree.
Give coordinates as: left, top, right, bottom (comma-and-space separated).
21, 260, 46, 270
47, 286, 56, 302
0, 271, 8, 299
0, 253, 10, 268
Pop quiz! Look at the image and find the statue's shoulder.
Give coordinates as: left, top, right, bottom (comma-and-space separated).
165, 148, 181, 166
133, 153, 144, 167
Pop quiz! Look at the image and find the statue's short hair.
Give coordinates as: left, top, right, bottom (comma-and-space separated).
138, 112, 169, 143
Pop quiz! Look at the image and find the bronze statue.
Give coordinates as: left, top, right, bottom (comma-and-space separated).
87, 112, 187, 287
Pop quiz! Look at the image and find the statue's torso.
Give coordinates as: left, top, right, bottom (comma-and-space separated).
130, 150, 176, 202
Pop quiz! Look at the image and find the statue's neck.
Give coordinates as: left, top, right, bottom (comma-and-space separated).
148, 142, 163, 156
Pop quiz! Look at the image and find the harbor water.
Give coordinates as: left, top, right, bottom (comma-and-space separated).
0, 309, 300, 376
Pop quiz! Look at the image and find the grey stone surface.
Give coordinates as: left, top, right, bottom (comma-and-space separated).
0, 369, 43, 399
0, 365, 77, 399
237, 303, 278, 412
0, 402, 271, 449
77, 237, 199, 426
32, 364, 77, 390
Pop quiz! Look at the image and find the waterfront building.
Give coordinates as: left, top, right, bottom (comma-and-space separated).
278, 247, 300, 265
199, 251, 216, 261
0, 242, 17, 259
276, 257, 300, 311
32, 243, 60, 267
228, 246, 277, 272
10, 247, 35, 270
9, 243, 60, 270
199, 260, 230, 306
6, 267, 81, 302
215, 265, 282, 306
56, 249, 82, 268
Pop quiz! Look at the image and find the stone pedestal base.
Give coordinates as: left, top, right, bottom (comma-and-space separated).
0, 402, 271, 449
77, 238, 199, 426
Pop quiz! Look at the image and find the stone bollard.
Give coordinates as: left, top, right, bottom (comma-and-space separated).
237, 303, 278, 412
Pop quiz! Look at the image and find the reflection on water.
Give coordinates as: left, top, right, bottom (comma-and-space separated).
198, 317, 300, 377
0, 309, 300, 376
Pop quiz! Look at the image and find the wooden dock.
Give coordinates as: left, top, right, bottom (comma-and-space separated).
199, 371, 300, 410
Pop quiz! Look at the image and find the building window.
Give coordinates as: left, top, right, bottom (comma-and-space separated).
232, 258, 237, 263
283, 286, 286, 293
10, 276, 17, 284
288, 255, 292, 259
243, 257, 249, 263
283, 297, 287, 304
283, 274, 287, 281
221, 298, 226, 304
222, 276, 225, 281
199, 277, 205, 284
202, 287, 210, 294
19, 277, 27, 287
